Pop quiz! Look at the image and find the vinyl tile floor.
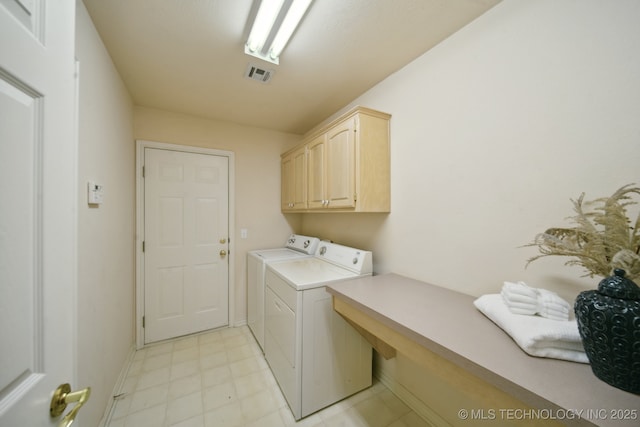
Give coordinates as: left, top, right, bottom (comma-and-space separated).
105, 326, 430, 427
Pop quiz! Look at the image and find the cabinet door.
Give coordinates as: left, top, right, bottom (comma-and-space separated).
291, 147, 307, 209
282, 146, 308, 211
281, 152, 295, 210
326, 117, 356, 209
306, 134, 326, 209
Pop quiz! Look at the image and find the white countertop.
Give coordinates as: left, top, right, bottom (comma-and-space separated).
326, 273, 640, 427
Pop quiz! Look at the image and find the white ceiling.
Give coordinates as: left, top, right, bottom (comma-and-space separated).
82, 0, 501, 134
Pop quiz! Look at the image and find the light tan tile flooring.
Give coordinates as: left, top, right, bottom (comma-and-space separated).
106, 326, 429, 427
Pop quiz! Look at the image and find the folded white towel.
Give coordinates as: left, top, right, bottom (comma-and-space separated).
536, 288, 570, 321
501, 281, 570, 321
474, 294, 588, 363
501, 281, 538, 315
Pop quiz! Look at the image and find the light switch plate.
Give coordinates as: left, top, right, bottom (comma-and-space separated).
88, 181, 104, 205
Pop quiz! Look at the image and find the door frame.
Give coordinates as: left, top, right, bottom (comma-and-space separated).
135, 139, 235, 349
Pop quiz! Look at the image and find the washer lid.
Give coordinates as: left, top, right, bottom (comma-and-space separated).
268, 257, 358, 290
251, 248, 308, 261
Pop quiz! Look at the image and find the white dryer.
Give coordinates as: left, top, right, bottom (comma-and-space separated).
264, 242, 373, 420
246, 234, 319, 351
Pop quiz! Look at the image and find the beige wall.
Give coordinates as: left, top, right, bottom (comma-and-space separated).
302, 0, 640, 300
133, 107, 302, 323
300, 0, 640, 422
75, 2, 135, 425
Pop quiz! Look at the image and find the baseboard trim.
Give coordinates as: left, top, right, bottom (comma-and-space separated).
233, 319, 247, 328
374, 359, 451, 427
97, 344, 137, 427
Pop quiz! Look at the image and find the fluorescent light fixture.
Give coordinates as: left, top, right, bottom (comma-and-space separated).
268, 0, 312, 60
245, 0, 312, 64
246, 0, 284, 54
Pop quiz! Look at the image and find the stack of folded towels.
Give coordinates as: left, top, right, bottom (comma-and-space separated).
474, 281, 588, 363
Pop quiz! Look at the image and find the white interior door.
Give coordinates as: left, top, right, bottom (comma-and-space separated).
0, 1, 79, 426
144, 148, 230, 344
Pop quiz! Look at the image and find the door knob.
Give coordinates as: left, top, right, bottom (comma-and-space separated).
220, 249, 227, 257
50, 383, 91, 427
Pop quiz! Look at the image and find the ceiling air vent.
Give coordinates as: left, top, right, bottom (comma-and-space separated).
244, 63, 274, 84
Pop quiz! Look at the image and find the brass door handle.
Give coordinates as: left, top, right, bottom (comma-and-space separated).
220, 249, 227, 257
50, 383, 91, 427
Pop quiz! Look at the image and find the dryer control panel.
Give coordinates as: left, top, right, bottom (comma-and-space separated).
315, 242, 372, 274
285, 234, 320, 254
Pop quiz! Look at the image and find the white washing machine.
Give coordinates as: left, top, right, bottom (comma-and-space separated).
264, 241, 373, 420
247, 234, 319, 351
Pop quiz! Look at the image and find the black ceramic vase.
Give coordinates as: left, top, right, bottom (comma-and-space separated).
574, 269, 640, 394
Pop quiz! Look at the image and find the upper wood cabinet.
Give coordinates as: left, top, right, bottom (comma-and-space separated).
281, 144, 307, 211
306, 133, 328, 209
281, 106, 391, 213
